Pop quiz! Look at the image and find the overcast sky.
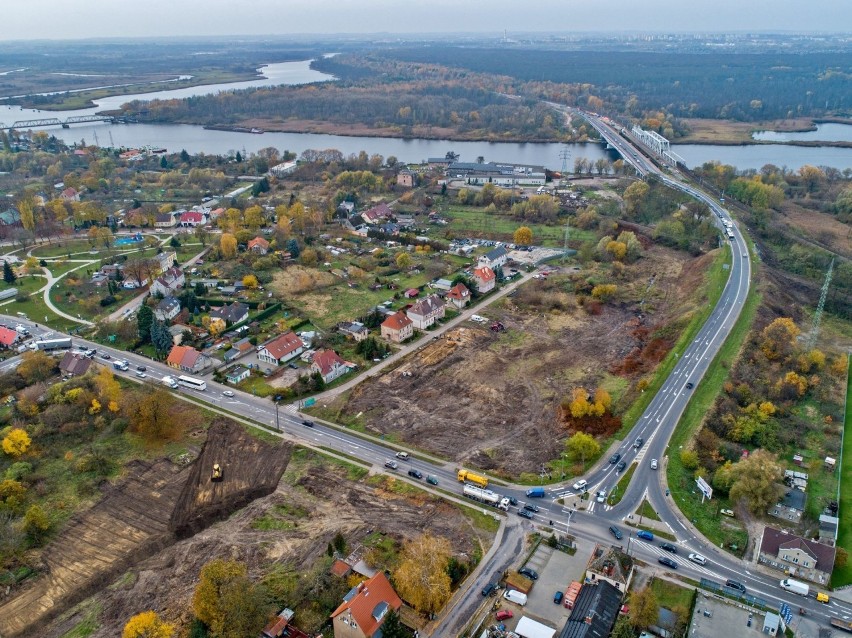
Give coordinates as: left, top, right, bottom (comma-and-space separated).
4, 0, 849, 40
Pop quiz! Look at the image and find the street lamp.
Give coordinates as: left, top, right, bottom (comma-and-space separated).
562, 453, 568, 481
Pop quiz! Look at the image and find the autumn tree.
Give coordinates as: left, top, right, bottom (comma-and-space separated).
566, 387, 610, 419
513, 226, 533, 246
220, 233, 237, 259
18, 350, 57, 383
591, 284, 617, 301
122, 611, 175, 638
623, 181, 649, 218
629, 584, 659, 629
23, 503, 50, 544
565, 432, 600, 467
193, 559, 271, 638
300, 248, 318, 266
393, 533, 452, 615
242, 274, 259, 289
2, 428, 32, 458
0, 479, 26, 513
395, 252, 412, 269
95, 366, 122, 412
129, 389, 182, 444
760, 317, 800, 361
728, 449, 784, 514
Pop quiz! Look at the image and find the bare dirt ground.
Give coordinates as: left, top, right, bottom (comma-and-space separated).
778, 201, 852, 259
46, 450, 492, 638
319, 245, 713, 478
0, 421, 291, 638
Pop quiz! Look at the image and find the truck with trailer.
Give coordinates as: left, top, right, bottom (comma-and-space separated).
831, 618, 852, 633
779, 578, 809, 596
29, 338, 72, 352
112, 359, 130, 371
463, 484, 501, 507
526, 487, 546, 498
457, 469, 488, 488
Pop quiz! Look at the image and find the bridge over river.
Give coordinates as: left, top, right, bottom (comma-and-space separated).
1, 114, 114, 131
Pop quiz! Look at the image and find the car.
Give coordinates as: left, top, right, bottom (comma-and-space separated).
553, 591, 564, 605
658, 556, 678, 569
136, 365, 147, 372
616, 460, 627, 472
426, 475, 439, 485
688, 553, 707, 565
495, 609, 513, 621
609, 525, 623, 540
633, 437, 644, 449
408, 469, 423, 479
288, 362, 298, 369
395, 452, 409, 460
685, 382, 694, 389
637, 530, 654, 541
523, 503, 539, 513
650, 459, 658, 470
726, 579, 746, 593
517, 509, 534, 519
609, 453, 621, 464
508, 496, 518, 506
384, 460, 398, 470
302, 419, 315, 427
100, 352, 111, 359
519, 567, 539, 580
222, 390, 235, 397
596, 490, 607, 503
135, 371, 147, 378
482, 583, 498, 597
572, 479, 588, 491
660, 542, 678, 554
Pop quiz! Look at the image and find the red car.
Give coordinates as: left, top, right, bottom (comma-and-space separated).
496, 609, 514, 621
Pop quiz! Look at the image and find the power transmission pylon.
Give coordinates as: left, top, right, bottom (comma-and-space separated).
559, 146, 571, 179
806, 258, 834, 350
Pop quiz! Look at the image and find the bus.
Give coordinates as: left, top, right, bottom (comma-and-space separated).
177, 375, 207, 391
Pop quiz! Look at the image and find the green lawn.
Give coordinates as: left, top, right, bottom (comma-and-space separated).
608, 463, 637, 506
636, 498, 661, 521
832, 358, 852, 587
444, 206, 595, 247
649, 577, 696, 612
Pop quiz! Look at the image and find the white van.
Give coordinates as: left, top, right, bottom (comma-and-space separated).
504, 589, 528, 606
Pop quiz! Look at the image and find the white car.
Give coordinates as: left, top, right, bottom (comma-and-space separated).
572, 479, 588, 491
650, 459, 658, 470
596, 489, 607, 503
135, 371, 147, 379
688, 553, 707, 566
222, 390, 235, 397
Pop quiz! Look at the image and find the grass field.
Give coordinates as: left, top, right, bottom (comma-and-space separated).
636, 498, 661, 521
649, 577, 696, 613
831, 359, 852, 587
609, 463, 637, 506
444, 206, 595, 247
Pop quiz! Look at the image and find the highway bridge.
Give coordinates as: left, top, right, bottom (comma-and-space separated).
0, 114, 113, 131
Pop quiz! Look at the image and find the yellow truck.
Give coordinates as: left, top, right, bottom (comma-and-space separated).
457, 469, 488, 488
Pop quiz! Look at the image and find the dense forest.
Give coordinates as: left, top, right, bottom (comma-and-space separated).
374, 48, 852, 122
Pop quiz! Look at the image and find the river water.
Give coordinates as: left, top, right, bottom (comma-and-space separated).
752, 123, 852, 144
2, 59, 851, 172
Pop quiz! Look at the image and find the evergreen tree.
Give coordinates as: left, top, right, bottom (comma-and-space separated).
151, 320, 174, 355
137, 305, 154, 342
3, 261, 16, 285
380, 611, 406, 638
286, 238, 300, 258
235, 151, 242, 163
159, 155, 168, 169
180, 149, 191, 163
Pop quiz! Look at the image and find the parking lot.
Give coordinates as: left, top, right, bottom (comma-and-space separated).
690, 593, 770, 638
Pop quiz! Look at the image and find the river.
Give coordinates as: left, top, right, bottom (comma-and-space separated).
2, 59, 851, 172
752, 123, 852, 143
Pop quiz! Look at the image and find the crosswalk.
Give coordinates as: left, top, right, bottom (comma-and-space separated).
634, 539, 718, 577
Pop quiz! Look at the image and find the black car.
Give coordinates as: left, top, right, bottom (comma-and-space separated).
685, 382, 694, 389
609, 453, 622, 465
136, 365, 147, 372
658, 556, 678, 569
481, 583, 498, 597
616, 460, 627, 472
517, 509, 534, 519
609, 525, 623, 540
407, 469, 423, 479
288, 362, 298, 369
633, 437, 644, 449
519, 567, 539, 580
302, 419, 315, 427
523, 504, 540, 513
100, 352, 111, 359
726, 579, 747, 594
660, 542, 678, 554
508, 496, 518, 506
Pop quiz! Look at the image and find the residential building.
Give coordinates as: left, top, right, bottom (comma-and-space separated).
150, 267, 185, 297
473, 266, 496, 293
59, 352, 92, 376
60, 187, 80, 202
269, 160, 298, 177
584, 544, 634, 593
381, 311, 414, 343
156, 251, 177, 272
192, 278, 223, 290
223, 337, 255, 363
404, 288, 419, 299
557, 580, 622, 638
311, 349, 351, 384
154, 296, 181, 322
166, 345, 210, 374
478, 245, 509, 270
432, 278, 453, 291
154, 212, 177, 228
758, 527, 835, 585
338, 321, 369, 342
330, 571, 402, 638
0, 326, 19, 348
406, 294, 445, 330
210, 301, 249, 326
360, 202, 393, 225
446, 283, 471, 309
769, 489, 806, 524
209, 207, 225, 220
257, 331, 305, 365
396, 169, 416, 188
338, 201, 356, 216
247, 236, 270, 254
179, 211, 205, 227
225, 365, 251, 385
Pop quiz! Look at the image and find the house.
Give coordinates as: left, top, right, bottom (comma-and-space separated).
404, 288, 419, 299
179, 210, 205, 227
262, 608, 295, 638
406, 294, 445, 330
381, 311, 414, 343
209, 207, 225, 220
446, 283, 471, 309
0, 326, 20, 348
154, 212, 177, 228
758, 527, 835, 585
473, 266, 496, 293
60, 187, 80, 202
166, 345, 210, 374
223, 336, 255, 362
769, 489, 806, 524
338, 321, 369, 342
210, 301, 249, 326
225, 365, 251, 385
584, 544, 634, 593
192, 278, 223, 290
154, 296, 181, 322
360, 202, 393, 225
150, 267, 185, 297
338, 201, 356, 216
257, 331, 305, 365
330, 571, 402, 638
168, 324, 193, 345
557, 580, 622, 638
432, 278, 453, 291
311, 349, 351, 384
59, 352, 92, 376
396, 169, 416, 188
331, 559, 353, 578
247, 236, 270, 255
156, 251, 177, 271
478, 245, 509, 270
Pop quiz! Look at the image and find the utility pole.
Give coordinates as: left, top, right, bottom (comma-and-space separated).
806, 258, 834, 350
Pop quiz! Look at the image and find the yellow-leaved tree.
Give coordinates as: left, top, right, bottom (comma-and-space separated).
393, 534, 452, 615
220, 233, 237, 259
122, 611, 175, 638
2, 428, 31, 458
513, 226, 533, 246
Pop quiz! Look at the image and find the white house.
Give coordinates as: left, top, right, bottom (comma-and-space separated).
150, 267, 185, 297
257, 331, 305, 365
406, 294, 445, 330
311, 349, 351, 384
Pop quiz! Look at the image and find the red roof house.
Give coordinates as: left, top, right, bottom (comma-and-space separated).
257, 331, 305, 365
247, 236, 270, 254
166, 345, 210, 374
0, 326, 19, 348
380, 311, 414, 343
310, 349, 351, 384
446, 283, 471, 309
473, 266, 496, 293
330, 571, 402, 638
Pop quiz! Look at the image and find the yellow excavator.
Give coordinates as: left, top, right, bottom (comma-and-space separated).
212, 463, 223, 482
